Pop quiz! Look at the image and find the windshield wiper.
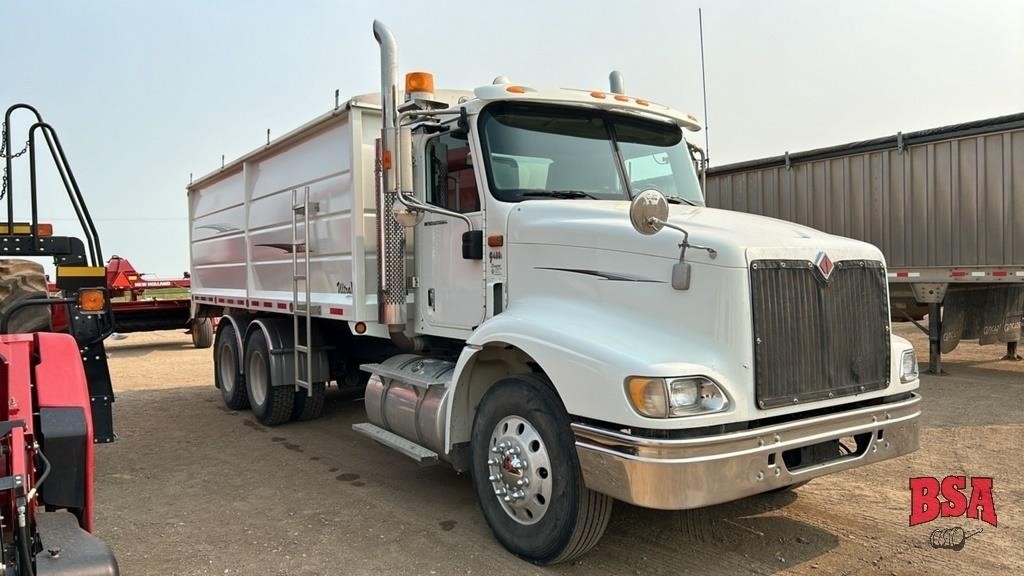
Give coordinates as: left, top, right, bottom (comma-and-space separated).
664, 195, 699, 206
521, 190, 599, 200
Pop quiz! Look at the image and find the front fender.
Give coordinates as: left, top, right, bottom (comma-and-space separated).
455, 296, 741, 432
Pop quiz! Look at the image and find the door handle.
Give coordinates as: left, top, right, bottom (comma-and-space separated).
428, 288, 436, 311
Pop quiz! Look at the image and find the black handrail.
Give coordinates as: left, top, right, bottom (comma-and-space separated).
4, 104, 102, 266
28, 122, 102, 264
4, 104, 43, 237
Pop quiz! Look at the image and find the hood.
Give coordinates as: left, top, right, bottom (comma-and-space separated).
505, 200, 884, 268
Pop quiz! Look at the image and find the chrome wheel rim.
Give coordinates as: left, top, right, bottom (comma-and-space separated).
248, 349, 268, 406
486, 415, 552, 525
217, 339, 237, 395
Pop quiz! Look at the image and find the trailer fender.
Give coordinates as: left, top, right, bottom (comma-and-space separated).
213, 313, 249, 390
242, 317, 332, 387
217, 313, 250, 360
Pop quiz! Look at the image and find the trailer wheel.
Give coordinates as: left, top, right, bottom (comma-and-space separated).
0, 259, 51, 334
214, 321, 249, 410
243, 328, 294, 425
470, 374, 612, 565
291, 382, 326, 421
192, 317, 214, 348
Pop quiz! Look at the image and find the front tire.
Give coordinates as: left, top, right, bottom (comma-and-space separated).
470, 374, 612, 564
243, 328, 293, 425
214, 320, 248, 410
0, 259, 51, 334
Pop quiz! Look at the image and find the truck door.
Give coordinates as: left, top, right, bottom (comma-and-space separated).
415, 131, 485, 332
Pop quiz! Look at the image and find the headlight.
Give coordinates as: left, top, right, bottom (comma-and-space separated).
626, 376, 729, 418
900, 349, 919, 383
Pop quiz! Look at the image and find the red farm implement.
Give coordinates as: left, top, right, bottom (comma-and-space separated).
2, 103, 119, 574
50, 256, 212, 348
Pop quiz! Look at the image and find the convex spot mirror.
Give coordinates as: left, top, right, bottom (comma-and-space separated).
394, 204, 423, 227
629, 189, 669, 235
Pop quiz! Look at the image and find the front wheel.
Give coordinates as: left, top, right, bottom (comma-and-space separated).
470, 374, 612, 565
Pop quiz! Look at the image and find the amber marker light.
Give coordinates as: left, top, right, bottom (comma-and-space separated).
78, 288, 107, 313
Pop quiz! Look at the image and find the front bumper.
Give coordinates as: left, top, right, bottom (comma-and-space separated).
573, 393, 920, 510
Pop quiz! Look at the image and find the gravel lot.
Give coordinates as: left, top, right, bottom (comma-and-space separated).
95, 323, 1023, 575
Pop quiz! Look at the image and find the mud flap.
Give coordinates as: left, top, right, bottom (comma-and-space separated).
941, 286, 1024, 353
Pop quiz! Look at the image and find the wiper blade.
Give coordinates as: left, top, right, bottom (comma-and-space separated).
521, 190, 598, 199
664, 195, 698, 206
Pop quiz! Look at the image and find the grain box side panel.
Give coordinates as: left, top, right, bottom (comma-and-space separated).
245, 116, 357, 315
189, 168, 248, 297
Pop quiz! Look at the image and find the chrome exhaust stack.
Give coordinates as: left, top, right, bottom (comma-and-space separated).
609, 70, 625, 94
372, 20, 407, 328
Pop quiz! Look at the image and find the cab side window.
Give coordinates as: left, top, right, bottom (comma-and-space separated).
427, 132, 481, 213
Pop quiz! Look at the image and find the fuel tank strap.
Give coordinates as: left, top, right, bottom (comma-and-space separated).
360, 362, 450, 389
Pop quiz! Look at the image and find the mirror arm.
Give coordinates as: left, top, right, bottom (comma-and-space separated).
649, 218, 717, 260
391, 104, 474, 231
397, 191, 474, 231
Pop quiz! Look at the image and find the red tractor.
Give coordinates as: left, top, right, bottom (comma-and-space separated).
1, 104, 119, 574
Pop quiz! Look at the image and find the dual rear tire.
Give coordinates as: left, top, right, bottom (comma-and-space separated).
213, 318, 325, 425
214, 321, 248, 410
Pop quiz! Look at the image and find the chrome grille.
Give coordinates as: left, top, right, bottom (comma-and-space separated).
750, 260, 890, 409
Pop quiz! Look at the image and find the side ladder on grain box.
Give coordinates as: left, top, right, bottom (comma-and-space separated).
291, 186, 319, 393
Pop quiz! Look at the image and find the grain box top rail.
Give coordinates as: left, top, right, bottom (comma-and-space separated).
186, 94, 383, 193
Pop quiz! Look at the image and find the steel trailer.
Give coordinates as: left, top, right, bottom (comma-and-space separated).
705, 113, 1024, 373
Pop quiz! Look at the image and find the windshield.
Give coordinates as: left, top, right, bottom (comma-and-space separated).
478, 102, 704, 204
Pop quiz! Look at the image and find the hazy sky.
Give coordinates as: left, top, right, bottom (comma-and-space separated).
3, 0, 1022, 276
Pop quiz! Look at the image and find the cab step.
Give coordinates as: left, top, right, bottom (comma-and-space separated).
352, 422, 439, 466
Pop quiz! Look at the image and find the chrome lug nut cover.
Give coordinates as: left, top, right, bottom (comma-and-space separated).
485, 415, 552, 526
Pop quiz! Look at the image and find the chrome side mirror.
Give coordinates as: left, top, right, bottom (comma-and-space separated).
629, 189, 669, 235
628, 188, 716, 291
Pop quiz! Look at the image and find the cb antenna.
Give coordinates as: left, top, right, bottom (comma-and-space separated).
699, 8, 710, 166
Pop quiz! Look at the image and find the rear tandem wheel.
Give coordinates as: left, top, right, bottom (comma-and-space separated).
213, 320, 249, 410
292, 381, 326, 421
243, 327, 294, 425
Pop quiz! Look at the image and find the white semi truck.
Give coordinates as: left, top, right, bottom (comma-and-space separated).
187, 21, 922, 564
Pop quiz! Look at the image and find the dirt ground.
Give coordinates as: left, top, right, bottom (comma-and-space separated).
94, 323, 1023, 575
